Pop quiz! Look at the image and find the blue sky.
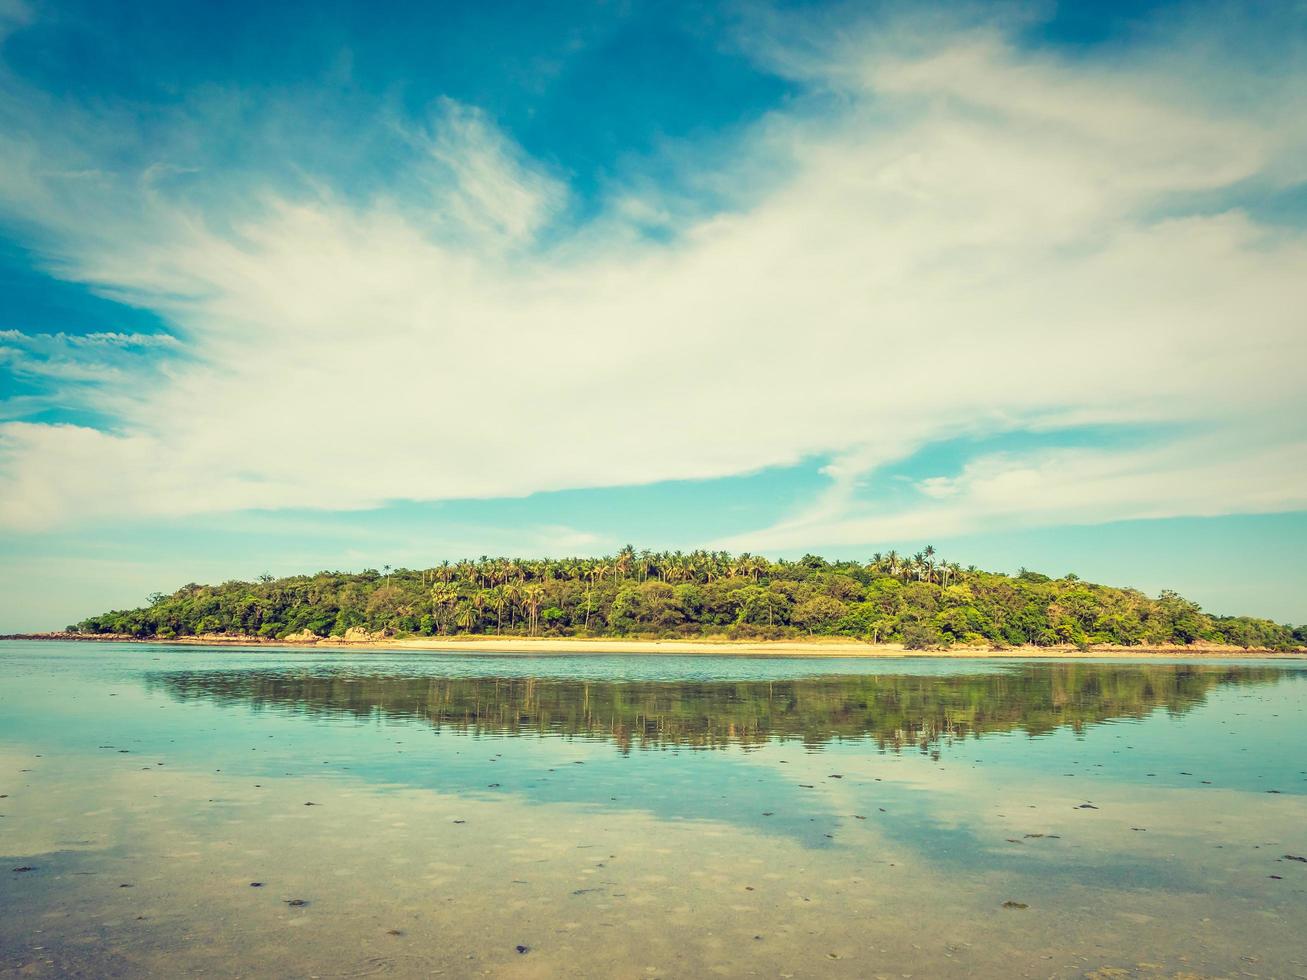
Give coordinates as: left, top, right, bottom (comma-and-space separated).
0, 0, 1305, 630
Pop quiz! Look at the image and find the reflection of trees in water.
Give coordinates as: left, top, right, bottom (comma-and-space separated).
151, 665, 1289, 755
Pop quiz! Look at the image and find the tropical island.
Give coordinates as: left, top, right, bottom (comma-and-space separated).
41, 547, 1306, 654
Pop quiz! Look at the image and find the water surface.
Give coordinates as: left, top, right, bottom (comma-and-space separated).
2, 642, 1305, 978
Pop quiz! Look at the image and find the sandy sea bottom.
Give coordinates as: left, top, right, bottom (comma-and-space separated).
1, 643, 1305, 978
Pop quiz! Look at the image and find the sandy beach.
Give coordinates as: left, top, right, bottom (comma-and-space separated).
6, 632, 1303, 658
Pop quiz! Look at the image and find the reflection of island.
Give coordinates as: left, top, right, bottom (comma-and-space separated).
151, 664, 1289, 754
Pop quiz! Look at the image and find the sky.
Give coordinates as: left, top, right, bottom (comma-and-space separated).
0, 0, 1305, 631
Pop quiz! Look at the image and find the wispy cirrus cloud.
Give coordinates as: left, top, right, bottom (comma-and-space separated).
0, 4, 1303, 545
0, 330, 179, 381
715, 433, 1307, 553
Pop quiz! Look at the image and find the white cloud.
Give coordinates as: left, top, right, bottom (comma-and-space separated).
0, 330, 179, 375
418, 98, 566, 247
715, 433, 1307, 552
0, 15, 1304, 540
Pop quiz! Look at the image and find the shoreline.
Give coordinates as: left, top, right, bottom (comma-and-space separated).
3, 632, 1303, 659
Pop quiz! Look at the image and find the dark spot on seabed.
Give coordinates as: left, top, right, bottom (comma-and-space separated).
1002, 901, 1029, 909
1284, 855, 1307, 862
515, 945, 530, 954
286, 899, 309, 907
1076, 803, 1099, 809
12, 866, 35, 872
249, 882, 264, 887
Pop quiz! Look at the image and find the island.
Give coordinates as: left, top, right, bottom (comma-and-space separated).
21, 548, 1304, 655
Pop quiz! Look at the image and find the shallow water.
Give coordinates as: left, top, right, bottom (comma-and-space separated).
1, 642, 1305, 978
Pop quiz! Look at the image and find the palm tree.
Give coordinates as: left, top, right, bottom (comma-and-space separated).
430, 583, 458, 631
616, 545, 635, 582
502, 583, 520, 630
455, 603, 477, 633
523, 586, 545, 636
486, 585, 505, 634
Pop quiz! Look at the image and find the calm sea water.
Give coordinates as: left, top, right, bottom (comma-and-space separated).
1, 642, 1305, 978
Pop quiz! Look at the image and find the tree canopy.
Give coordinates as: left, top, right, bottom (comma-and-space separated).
70, 547, 1306, 650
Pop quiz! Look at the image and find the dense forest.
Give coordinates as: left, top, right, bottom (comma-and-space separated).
69, 547, 1305, 650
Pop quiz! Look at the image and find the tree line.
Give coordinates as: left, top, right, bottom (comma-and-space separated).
70, 546, 1306, 650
